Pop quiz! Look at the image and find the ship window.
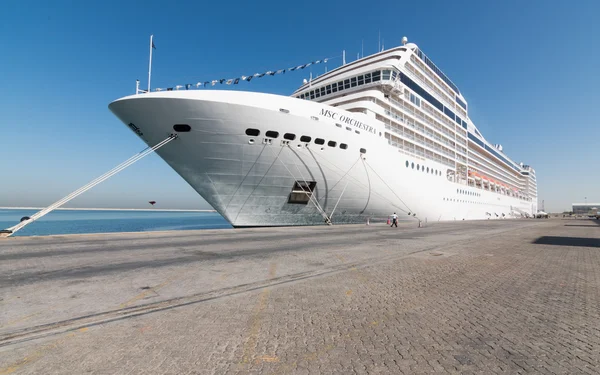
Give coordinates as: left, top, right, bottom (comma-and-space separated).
351, 77, 357, 87
364, 73, 372, 83
338, 81, 344, 90
340, 143, 348, 150
310, 91, 315, 99
391, 71, 397, 80
336, 123, 342, 128
360, 148, 367, 154
411, 162, 415, 169
245, 128, 260, 136
315, 90, 320, 98
284, 133, 296, 140
417, 164, 420, 170
357, 75, 364, 85
328, 140, 337, 147
300, 135, 311, 142
409, 93, 421, 107
326, 85, 332, 94
443, 106, 455, 121
332, 83, 338, 93
266, 130, 279, 138
344, 79, 350, 89
173, 124, 191, 132
427, 167, 429, 173
355, 130, 360, 134
372, 71, 381, 81
346, 127, 352, 131
320, 87, 326, 96
382, 70, 391, 80
315, 138, 325, 145
406, 161, 409, 168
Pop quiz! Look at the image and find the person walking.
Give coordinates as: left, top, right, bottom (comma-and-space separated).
391, 212, 398, 227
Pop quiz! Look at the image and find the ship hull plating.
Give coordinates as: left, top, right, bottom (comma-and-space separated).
109, 91, 533, 227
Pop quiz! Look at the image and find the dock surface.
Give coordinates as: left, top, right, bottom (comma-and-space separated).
1, 218, 599, 374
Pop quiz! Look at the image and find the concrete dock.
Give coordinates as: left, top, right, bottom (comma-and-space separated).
1, 218, 599, 374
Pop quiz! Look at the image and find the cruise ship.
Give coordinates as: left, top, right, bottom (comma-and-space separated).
109, 37, 537, 227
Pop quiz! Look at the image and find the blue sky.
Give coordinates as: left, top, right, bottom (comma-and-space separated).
1, 0, 598, 212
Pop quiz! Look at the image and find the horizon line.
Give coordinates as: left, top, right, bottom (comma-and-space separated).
0, 206, 216, 212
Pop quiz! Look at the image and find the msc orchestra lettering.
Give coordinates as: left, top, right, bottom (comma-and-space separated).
319, 109, 376, 134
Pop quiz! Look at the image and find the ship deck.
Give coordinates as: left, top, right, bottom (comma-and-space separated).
1, 218, 599, 373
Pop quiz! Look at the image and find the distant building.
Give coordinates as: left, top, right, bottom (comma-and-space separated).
572, 203, 600, 215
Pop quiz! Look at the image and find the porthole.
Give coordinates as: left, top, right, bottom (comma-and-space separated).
173, 124, 191, 132
245, 128, 260, 136
340, 143, 348, 150
355, 130, 360, 134
417, 164, 420, 170
427, 167, 429, 173
411, 162, 415, 169
336, 123, 342, 128
266, 130, 279, 138
360, 148, 367, 154
300, 135, 311, 142
346, 127, 352, 131
284, 133, 296, 141
248, 139, 255, 144
315, 138, 325, 145
406, 161, 409, 168
328, 140, 337, 147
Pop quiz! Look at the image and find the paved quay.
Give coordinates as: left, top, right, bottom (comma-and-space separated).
0, 218, 599, 374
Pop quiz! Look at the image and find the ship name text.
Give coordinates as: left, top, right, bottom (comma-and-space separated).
319, 109, 376, 134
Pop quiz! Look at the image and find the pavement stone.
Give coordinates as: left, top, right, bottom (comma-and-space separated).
0, 218, 599, 374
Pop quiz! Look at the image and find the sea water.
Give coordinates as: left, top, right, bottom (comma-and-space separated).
0, 209, 231, 237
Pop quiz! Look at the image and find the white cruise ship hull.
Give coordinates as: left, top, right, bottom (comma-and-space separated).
109, 90, 534, 227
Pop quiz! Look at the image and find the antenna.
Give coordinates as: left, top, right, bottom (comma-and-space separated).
342, 50, 346, 65
402, 36, 408, 45
361, 39, 364, 58
378, 30, 380, 52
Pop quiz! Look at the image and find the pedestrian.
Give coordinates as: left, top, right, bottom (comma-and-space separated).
391, 212, 398, 227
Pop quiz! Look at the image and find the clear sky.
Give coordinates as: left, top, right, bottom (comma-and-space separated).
1, 0, 598, 212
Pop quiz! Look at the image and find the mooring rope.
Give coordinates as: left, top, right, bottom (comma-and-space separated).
1, 134, 178, 237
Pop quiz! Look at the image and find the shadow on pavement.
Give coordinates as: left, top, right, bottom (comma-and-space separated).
533, 236, 600, 248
